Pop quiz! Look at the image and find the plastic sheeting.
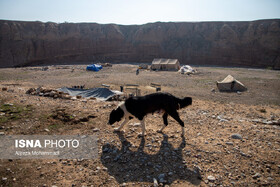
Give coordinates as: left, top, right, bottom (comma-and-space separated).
86, 64, 103, 72
58, 87, 117, 101
178, 65, 196, 74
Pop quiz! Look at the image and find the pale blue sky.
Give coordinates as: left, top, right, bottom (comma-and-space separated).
0, 0, 279, 25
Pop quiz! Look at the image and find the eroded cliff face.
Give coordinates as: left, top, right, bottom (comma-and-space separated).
0, 19, 279, 69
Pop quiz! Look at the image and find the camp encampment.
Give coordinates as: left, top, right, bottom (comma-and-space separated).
151, 58, 180, 71
86, 64, 103, 72
216, 75, 247, 92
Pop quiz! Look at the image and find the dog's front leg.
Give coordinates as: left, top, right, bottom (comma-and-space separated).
114, 117, 129, 132
139, 117, 146, 136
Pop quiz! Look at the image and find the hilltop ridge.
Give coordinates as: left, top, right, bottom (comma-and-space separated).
0, 19, 279, 69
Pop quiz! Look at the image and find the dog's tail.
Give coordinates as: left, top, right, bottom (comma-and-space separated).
178, 97, 192, 108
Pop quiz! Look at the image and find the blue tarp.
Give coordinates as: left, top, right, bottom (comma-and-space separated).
86, 64, 103, 72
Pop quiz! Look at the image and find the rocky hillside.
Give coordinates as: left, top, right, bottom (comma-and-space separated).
0, 19, 279, 69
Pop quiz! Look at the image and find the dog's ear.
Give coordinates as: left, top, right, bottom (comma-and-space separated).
187, 97, 192, 105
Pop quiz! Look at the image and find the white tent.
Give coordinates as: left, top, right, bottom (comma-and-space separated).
216, 75, 247, 92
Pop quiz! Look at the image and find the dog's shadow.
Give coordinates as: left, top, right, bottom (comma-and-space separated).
101, 132, 201, 185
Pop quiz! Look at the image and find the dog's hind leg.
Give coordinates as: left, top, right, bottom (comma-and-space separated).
157, 113, 168, 133
114, 117, 130, 132
167, 110, 185, 136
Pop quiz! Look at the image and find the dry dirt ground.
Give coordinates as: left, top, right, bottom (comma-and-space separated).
0, 64, 279, 186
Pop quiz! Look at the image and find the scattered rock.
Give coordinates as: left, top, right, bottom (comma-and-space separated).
217, 115, 228, 122
71, 97, 77, 100
0, 132, 5, 135
153, 178, 159, 187
26, 88, 36, 94
133, 123, 140, 127
41, 67, 49, 71
226, 142, 234, 145
231, 133, 242, 140
92, 128, 100, 132
207, 175, 216, 182
102, 147, 110, 153
252, 173, 261, 179
267, 177, 274, 181
79, 117, 89, 122
240, 151, 251, 157
62, 94, 72, 100
4, 103, 13, 106
26, 87, 81, 101
158, 173, 166, 183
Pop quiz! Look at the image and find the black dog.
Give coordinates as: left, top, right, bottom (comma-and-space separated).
108, 92, 192, 136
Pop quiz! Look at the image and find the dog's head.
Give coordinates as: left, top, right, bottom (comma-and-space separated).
181, 97, 192, 108
108, 107, 124, 125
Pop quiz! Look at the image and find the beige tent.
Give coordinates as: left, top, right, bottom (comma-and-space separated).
151, 58, 180, 71
216, 75, 247, 92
